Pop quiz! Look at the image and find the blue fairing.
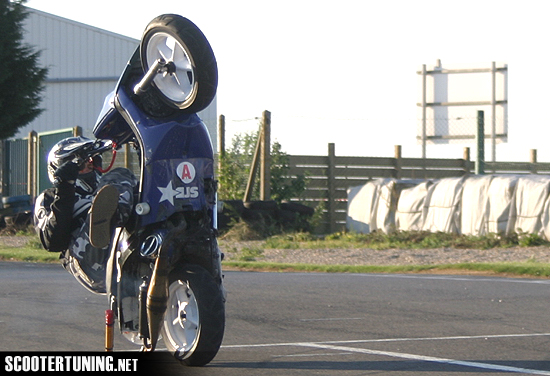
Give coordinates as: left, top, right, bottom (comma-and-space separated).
92, 49, 215, 227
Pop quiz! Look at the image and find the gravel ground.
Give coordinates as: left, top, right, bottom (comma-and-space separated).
0, 236, 34, 248
4, 236, 550, 266
219, 240, 550, 266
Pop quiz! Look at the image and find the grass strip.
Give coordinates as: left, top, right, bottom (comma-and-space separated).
2, 235, 550, 278
0, 246, 59, 263
222, 261, 550, 278
3, 247, 549, 279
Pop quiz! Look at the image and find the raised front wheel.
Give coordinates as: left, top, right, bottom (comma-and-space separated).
140, 14, 217, 113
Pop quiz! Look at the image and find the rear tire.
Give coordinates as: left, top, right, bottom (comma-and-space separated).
140, 14, 217, 114
161, 264, 225, 366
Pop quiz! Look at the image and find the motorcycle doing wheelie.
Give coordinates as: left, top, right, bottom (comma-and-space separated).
77, 14, 225, 365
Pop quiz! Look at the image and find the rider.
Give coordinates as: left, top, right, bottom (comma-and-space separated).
34, 136, 137, 293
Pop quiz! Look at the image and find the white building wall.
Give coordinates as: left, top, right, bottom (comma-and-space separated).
19, 8, 138, 138
197, 96, 218, 152
19, 7, 217, 152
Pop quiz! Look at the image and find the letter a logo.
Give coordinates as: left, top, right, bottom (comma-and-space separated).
182, 164, 192, 180
177, 162, 196, 184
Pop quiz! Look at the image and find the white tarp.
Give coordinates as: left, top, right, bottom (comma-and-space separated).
422, 177, 464, 233
506, 175, 550, 236
542, 195, 550, 240
346, 174, 550, 239
486, 175, 518, 234
374, 179, 397, 233
346, 179, 390, 233
460, 175, 493, 236
395, 181, 432, 231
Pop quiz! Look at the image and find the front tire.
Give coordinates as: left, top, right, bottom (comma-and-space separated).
161, 265, 225, 366
140, 14, 217, 113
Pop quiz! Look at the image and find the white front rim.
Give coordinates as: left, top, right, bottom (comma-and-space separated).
146, 32, 195, 103
164, 280, 200, 357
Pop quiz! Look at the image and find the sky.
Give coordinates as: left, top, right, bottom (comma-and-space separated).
24, 0, 550, 162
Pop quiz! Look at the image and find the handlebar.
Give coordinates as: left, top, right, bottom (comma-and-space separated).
70, 139, 116, 172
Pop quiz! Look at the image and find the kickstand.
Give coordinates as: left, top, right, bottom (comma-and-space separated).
140, 338, 153, 352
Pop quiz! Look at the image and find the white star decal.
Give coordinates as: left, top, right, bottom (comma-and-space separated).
158, 181, 178, 206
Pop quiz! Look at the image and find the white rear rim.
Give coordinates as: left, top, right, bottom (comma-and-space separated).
164, 280, 200, 358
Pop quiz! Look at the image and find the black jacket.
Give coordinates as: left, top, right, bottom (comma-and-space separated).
34, 178, 96, 252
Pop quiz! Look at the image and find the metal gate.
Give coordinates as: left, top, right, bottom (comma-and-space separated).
1, 127, 80, 200
2, 138, 28, 197
37, 128, 77, 194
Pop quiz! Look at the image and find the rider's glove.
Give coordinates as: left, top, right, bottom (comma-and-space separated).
54, 161, 79, 185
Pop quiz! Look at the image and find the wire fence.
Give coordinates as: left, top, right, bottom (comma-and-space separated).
417, 115, 508, 143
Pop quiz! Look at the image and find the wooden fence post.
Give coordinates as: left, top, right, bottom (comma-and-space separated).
243, 127, 262, 202
463, 147, 470, 176
328, 143, 336, 233
394, 145, 402, 179
530, 149, 537, 174
28, 131, 37, 198
218, 114, 225, 173
73, 126, 82, 137
0, 140, 4, 196
260, 110, 271, 200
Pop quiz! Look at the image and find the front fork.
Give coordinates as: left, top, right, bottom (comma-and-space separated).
133, 58, 172, 96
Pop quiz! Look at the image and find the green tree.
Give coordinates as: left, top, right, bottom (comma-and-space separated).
269, 141, 308, 203
217, 130, 308, 202
0, 0, 48, 139
217, 132, 258, 200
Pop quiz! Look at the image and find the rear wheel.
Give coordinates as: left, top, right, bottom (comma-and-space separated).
161, 265, 225, 366
140, 14, 217, 113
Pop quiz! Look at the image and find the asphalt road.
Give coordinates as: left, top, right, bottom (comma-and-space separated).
2, 261, 550, 375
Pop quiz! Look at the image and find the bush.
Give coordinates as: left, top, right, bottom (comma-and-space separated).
217, 130, 315, 238
217, 130, 308, 203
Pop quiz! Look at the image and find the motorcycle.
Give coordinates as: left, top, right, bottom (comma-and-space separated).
73, 14, 225, 365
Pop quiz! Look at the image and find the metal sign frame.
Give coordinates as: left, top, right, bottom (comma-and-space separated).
417, 60, 508, 160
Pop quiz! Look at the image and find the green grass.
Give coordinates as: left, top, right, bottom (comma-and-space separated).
263, 230, 550, 250
3, 231, 550, 278
220, 230, 550, 278
222, 261, 550, 278
0, 231, 59, 263
0, 245, 60, 263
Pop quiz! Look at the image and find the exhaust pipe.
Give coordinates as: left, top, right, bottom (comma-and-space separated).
145, 246, 169, 351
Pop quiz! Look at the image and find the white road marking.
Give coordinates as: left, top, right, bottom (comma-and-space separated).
301, 342, 550, 375
299, 317, 364, 322
273, 352, 354, 358
222, 333, 550, 374
222, 332, 550, 348
321, 332, 550, 345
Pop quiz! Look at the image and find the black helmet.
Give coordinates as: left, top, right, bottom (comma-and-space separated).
47, 136, 102, 183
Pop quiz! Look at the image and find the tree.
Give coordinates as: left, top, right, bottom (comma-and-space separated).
217, 130, 308, 202
269, 141, 308, 203
0, 0, 48, 139
217, 132, 258, 200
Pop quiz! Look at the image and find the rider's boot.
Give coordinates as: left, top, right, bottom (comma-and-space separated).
89, 184, 119, 248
